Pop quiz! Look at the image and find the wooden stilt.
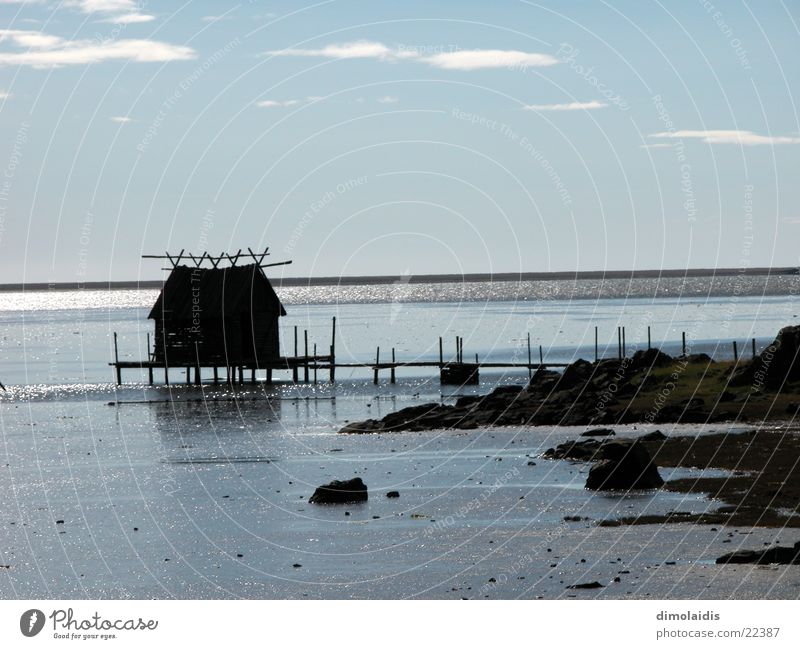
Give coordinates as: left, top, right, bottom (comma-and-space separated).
185, 366, 190, 384
539, 345, 543, 364
329, 317, 336, 382
313, 343, 318, 384
622, 326, 626, 358
213, 367, 219, 384
113, 332, 121, 385
267, 368, 273, 384
391, 348, 396, 384
682, 332, 686, 356
164, 366, 169, 385
595, 326, 599, 362
647, 326, 651, 350
250, 368, 256, 383
148, 366, 153, 385
374, 347, 380, 384
752, 337, 756, 358
439, 337, 443, 367
617, 327, 622, 359
304, 330, 309, 383
527, 333, 532, 379
733, 340, 738, 361
238, 366, 244, 384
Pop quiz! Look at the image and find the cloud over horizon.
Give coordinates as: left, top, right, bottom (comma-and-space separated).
649, 129, 800, 145
265, 40, 558, 71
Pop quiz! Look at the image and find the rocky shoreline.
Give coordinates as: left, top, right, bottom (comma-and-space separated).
338, 325, 800, 530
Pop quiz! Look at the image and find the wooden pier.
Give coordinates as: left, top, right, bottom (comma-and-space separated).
110, 317, 568, 387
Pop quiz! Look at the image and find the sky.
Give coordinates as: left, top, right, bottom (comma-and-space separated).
0, 0, 798, 283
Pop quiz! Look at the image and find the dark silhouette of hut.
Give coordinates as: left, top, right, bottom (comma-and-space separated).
148, 262, 286, 369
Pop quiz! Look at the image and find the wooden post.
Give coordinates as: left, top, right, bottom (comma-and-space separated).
617, 327, 622, 359
752, 337, 756, 358
329, 317, 336, 382
213, 366, 219, 384
238, 366, 244, 384
267, 368, 273, 384
113, 332, 121, 385
146, 332, 151, 361
374, 347, 380, 384
647, 326, 651, 351
313, 343, 318, 384
594, 326, 598, 362
682, 331, 686, 356
148, 366, 153, 385
439, 337, 443, 367
455, 336, 459, 363
164, 367, 169, 385
732, 340, 738, 361
475, 353, 478, 364
194, 342, 201, 385
294, 326, 298, 358
622, 326, 626, 358
527, 332, 532, 379
539, 345, 543, 364
250, 368, 256, 383
391, 348, 396, 384
185, 366, 190, 384
304, 330, 309, 383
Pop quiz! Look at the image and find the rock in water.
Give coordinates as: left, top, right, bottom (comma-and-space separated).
585, 439, 664, 490
309, 478, 368, 504
581, 428, 615, 437
716, 542, 800, 565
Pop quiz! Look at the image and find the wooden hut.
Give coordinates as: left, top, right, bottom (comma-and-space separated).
148, 262, 286, 368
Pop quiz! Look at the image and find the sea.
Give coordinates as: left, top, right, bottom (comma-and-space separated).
1, 274, 800, 599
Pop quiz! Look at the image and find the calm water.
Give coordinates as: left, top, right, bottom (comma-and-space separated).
1, 276, 800, 599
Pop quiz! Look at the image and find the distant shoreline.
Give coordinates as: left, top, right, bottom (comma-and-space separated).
0, 266, 796, 293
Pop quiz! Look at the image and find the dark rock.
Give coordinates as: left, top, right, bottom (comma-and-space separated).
581, 428, 615, 437
716, 542, 800, 565
585, 439, 664, 490
639, 430, 667, 442
309, 478, 368, 504
542, 439, 600, 461
385, 491, 400, 499
731, 325, 800, 388
629, 348, 674, 371
557, 359, 594, 390
566, 581, 604, 589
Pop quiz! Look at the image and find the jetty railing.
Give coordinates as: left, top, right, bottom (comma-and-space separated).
110, 320, 762, 387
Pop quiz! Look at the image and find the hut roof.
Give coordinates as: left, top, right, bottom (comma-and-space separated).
148, 263, 286, 321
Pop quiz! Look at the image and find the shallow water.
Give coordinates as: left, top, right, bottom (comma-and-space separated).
2, 279, 800, 599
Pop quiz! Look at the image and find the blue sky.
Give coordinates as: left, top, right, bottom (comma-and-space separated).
1, 0, 798, 282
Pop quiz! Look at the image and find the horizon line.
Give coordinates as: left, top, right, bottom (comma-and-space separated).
0, 266, 796, 293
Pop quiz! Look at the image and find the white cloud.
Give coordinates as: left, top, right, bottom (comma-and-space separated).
98, 13, 155, 24
110, 115, 132, 122
649, 129, 800, 145
0, 29, 196, 67
377, 95, 398, 104
269, 40, 396, 61
256, 99, 302, 108
425, 49, 558, 70
523, 100, 607, 111
266, 40, 558, 71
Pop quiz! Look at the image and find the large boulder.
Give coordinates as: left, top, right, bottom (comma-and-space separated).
309, 478, 368, 504
585, 439, 664, 490
716, 542, 800, 565
731, 325, 800, 388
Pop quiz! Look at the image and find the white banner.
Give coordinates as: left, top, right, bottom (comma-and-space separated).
1, 600, 798, 648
